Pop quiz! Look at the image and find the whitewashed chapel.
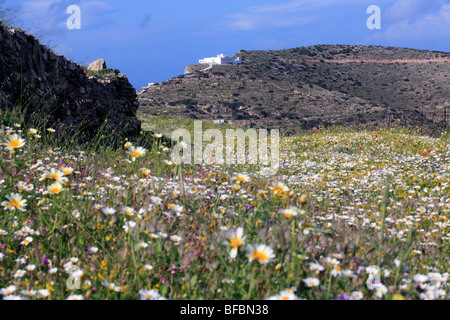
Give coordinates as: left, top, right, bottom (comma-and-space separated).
199, 54, 241, 65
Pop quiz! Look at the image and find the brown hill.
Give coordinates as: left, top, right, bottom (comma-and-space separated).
137, 45, 449, 133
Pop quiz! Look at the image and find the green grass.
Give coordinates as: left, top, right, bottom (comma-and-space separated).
85, 69, 120, 80
139, 112, 247, 137
0, 108, 448, 300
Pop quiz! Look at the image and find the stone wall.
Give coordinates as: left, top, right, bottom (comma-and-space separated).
0, 27, 141, 140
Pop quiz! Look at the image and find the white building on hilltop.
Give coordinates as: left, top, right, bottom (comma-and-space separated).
199, 54, 241, 65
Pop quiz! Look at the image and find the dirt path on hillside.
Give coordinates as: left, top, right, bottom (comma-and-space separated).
277, 58, 450, 63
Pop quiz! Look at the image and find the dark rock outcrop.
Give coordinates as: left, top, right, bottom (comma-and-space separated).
0, 27, 141, 140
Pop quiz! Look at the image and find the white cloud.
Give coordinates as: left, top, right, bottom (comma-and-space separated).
222, 0, 375, 31
227, 13, 315, 31
19, 0, 116, 32
383, 0, 445, 23
271, 16, 316, 27
52, 43, 73, 56
224, 0, 325, 31
371, 3, 450, 41
222, 0, 450, 50
245, 0, 320, 14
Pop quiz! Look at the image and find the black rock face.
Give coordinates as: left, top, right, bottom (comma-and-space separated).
0, 27, 141, 140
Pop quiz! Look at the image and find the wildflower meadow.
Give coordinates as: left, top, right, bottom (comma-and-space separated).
0, 108, 449, 301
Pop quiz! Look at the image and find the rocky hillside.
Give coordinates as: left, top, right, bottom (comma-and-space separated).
0, 27, 141, 140
138, 45, 450, 133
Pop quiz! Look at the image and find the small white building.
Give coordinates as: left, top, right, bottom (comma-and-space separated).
199, 54, 241, 65
213, 119, 225, 124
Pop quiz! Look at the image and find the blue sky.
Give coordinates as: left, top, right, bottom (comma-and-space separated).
4, 0, 450, 89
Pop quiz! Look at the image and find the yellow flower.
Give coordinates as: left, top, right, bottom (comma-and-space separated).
150, 234, 159, 240
233, 174, 250, 183
46, 283, 54, 292
47, 182, 63, 195
224, 227, 246, 259
232, 184, 241, 192
246, 244, 275, 265
230, 237, 242, 249
121, 206, 135, 216
272, 182, 289, 194
6, 193, 27, 211
299, 194, 307, 205
3, 134, 25, 152
40, 168, 68, 183
61, 167, 73, 176
127, 146, 146, 161
279, 207, 300, 219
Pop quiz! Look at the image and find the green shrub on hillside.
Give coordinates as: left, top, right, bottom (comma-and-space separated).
86, 69, 120, 80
